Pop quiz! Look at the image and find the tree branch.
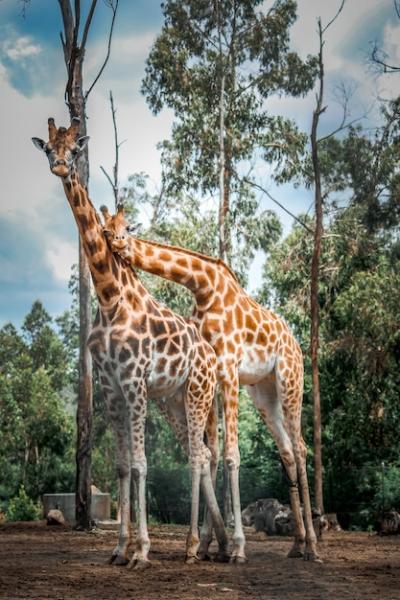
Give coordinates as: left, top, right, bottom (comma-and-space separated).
81, 0, 98, 51
100, 90, 123, 208
58, 0, 75, 59
371, 42, 400, 73
85, 0, 119, 100
322, 0, 346, 34
242, 177, 314, 234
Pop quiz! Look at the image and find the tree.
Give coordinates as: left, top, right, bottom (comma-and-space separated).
142, 0, 315, 277
0, 306, 75, 504
260, 101, 400, 526
308, 2, 347, 514
56, 0, 119, 529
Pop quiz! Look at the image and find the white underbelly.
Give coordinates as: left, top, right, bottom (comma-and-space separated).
147, 369, 189, 399
238, 350, 276, 385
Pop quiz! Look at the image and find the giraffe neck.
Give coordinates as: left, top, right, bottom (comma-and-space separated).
122, 237, 237, 307
61, 171, 125, 309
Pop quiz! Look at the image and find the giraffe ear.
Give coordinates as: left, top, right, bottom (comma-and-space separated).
32, 137, 46, 152
126, 223, 141, 234
76, 136, 90, 151
100, 205, 111, 223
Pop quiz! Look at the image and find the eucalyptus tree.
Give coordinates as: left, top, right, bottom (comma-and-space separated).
142, 0, 316, 268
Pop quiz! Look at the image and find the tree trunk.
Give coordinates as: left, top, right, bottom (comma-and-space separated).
67, 50, 93, 530
310, 19, 325, 514
218, 71, 228, 263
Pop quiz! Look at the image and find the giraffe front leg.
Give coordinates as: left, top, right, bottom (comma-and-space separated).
185, 461, 202, 564
125, 384, 151, 571
103, 391, 131, 566
198, 394, 219, 561
220, 372, 247, 564
185, 369, 229, 564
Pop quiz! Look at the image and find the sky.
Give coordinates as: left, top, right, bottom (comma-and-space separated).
0, 0, 399, 328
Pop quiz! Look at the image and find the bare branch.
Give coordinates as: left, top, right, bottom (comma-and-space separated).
394, 0, 400, 19
100, 165, 115, 190
242, 177, 314, 234
371, 42, 400, 73
101, 90, 124, 208
64, 0, 81, 103
85, 0, 119, 100
74, 0, 81, 45
81, 0, 98, 51
318, 115, 364, 144
322, 0, 346, 34
58, 0, 75, 59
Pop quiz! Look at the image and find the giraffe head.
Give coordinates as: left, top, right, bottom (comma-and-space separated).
32, 117, 89, 178
101, 204, 136, 253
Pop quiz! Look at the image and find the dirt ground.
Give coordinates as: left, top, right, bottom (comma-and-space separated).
0, 522, 399, 600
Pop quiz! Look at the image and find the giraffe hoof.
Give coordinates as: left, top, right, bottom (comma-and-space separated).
229, 554, 247, 565
303, 551, 323, 563
197, 552, 212, 562
128, 557, 151, 571
108, 552, 129, 566
185, 555, 200, 565
214, 551, 231, 563
287, 545, 304, 558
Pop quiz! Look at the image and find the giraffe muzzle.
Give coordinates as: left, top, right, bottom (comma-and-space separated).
111, 239, 128, 252
51, 164, 70, 178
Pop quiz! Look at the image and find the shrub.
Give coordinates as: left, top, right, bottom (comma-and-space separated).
6, 486, 41, 522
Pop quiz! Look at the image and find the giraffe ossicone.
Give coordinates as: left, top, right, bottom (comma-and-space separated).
32, 118, 230, 567
102, 205, 322, 563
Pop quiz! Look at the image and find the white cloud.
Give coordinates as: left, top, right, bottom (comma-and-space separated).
45, 239, 78, 284
4, 35, 41, 61
382, 22, 400, 64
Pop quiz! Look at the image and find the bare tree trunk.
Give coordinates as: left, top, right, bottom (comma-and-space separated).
58, 0, 118, 529
216, 0, 234, 526
68, 50, 94, 530
310, 18, 325, 515
218, 71, 228, 263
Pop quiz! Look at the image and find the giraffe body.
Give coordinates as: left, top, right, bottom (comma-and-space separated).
32, 119, 228, 566
102, 211, 320, 563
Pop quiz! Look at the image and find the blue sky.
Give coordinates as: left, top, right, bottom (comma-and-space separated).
0, 0, 399, 327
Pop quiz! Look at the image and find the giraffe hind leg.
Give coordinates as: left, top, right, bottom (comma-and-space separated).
185, 368, 229, 564
198, 394, 220, 561
247, 378, 306, 558
275, 370, 321, 563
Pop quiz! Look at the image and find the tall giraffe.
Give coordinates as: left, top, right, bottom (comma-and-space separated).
32, 118, 228, 568
100, 205, 321, 563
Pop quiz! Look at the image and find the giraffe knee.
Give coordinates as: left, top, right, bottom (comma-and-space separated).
280, 451, 297, 485
224, 448, 241, 471
131, 456, 147, 479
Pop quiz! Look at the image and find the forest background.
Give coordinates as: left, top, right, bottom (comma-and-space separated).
0, 0, 399, 530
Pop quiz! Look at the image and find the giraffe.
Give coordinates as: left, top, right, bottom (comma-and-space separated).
31, 118, 229, 568
100, 206, 321, 563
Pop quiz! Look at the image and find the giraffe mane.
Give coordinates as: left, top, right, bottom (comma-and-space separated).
135, 237, 240, 284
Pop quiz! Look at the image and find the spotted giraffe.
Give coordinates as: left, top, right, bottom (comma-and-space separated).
100, 205, 320, 563
32, 118, 228, 568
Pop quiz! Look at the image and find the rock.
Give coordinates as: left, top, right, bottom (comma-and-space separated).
377, 511, 400, 535
46, 509, 67, 526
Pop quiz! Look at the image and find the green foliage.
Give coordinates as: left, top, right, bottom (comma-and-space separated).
142, 0, 310, 270
6, 486, 41, 522
260, 102, 400, 527
0, 301, 75, 507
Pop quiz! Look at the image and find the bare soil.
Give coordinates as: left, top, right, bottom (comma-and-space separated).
0, 522, 399, 600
